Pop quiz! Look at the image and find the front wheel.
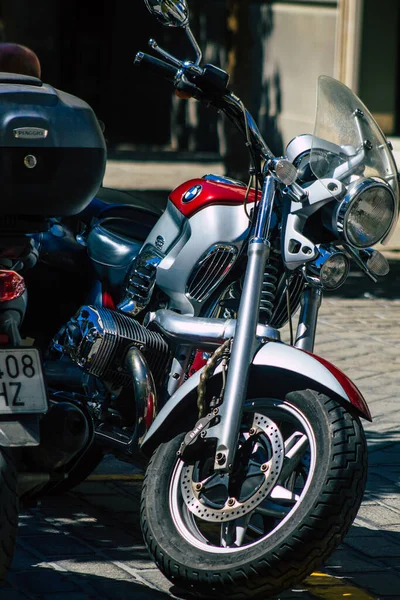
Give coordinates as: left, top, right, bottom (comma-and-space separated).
140, 390, 368, 599
0, 448, 18, 581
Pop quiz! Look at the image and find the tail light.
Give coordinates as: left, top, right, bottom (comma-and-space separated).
0, 270, 26, 302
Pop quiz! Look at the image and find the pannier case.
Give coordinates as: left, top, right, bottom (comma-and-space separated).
0, 73, 106, 221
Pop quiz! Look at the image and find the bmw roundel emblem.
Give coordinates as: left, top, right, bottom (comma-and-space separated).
183, 184, 202, 203
155, 235, 165, 250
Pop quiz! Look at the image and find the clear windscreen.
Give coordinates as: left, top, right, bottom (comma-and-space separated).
310, 76, 399, 244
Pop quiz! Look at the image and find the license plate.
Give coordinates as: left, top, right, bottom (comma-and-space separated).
0, 348, 47, 414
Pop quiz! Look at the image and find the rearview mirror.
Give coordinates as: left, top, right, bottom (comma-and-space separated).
144, 0, 189, 28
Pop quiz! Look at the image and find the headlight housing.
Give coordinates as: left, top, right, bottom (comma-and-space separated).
334, 177, 395, 248
305, 245, 350, 291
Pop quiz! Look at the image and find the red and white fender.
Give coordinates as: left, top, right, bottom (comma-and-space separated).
141, 341, 371, 457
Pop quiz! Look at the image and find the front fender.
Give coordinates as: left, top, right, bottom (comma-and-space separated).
253, 343, 371, 421
141, 341, 371, 457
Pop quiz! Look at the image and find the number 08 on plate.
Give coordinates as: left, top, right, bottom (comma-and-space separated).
0, 348, 47, 414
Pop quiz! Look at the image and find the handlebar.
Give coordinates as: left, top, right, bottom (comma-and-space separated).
134, 52, 179, 82
134, 49, 274, 165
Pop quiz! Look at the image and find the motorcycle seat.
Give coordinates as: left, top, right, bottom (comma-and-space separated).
95, 186, 162, 215
80, 187, 162, 242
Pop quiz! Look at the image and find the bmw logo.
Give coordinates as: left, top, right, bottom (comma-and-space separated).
155, 235, 165, 250
183, 184, 202, 203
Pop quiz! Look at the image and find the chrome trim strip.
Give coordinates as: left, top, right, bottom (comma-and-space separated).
125, 346, 157, 446
148, 309, 280, 348
202, 174, 246, 187
186, 243, 238, 303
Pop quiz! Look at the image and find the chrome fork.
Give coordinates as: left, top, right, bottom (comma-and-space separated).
208, 175, 276, 472
294, 286, 322, 352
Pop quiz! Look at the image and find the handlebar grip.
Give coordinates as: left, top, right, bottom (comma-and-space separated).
134, 52, 179, 82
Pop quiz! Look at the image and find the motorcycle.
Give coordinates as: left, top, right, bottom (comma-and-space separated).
123, 0, 395, 597
0, 1, 398, 597
0, 68, 160, 574
0, 67, 108, 579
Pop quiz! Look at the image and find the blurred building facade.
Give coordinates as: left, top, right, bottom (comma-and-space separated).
0, 0, 398, 155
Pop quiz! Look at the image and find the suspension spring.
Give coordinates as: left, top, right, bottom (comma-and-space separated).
259, 260, 279, 324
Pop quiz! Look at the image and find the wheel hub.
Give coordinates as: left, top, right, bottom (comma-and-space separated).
180, 413, 285, 522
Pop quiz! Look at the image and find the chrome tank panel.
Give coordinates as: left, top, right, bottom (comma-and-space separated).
143, 200, 187, 254
155, 203, 251, 315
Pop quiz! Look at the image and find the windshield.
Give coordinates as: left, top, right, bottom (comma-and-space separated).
310, 76, 399, 244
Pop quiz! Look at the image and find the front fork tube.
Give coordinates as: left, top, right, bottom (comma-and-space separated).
210, 177, 276, 472
294, 286, 322, 353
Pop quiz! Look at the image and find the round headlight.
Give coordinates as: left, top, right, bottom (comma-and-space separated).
306, 246, 350, 291
337, 178, 395, 248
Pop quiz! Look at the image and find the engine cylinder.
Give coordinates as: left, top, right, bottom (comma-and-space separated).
54, 305, 170, 388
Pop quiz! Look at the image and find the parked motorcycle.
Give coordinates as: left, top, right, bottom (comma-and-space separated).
0, 69, 160, 572
0, 69, 107, 579
0, 0, 398, 597
127, 1, 395, 597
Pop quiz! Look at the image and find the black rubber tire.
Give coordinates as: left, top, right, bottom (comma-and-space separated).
0, 449, 18, 582
140, 390, 368, 599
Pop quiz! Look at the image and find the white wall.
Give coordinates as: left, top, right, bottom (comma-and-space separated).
265, 3, 338, 147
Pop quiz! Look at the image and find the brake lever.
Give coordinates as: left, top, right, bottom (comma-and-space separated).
148, 39, 183, 68
174, 74, 203, 101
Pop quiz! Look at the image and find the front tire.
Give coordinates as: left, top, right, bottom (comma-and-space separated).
140, 390, 368, 599
0, 449, 18, 581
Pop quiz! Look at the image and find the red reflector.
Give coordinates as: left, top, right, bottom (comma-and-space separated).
145, 392, 155, 429
0, 270, 26, 302
189, 350, 208, 377
102, 290, 115, 310
0, 334, 9, 344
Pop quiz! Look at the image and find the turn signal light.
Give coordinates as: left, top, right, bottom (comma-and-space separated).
0, 270, 26, 302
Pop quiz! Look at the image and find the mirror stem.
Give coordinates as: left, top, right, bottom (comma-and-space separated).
185, 26, 202, 66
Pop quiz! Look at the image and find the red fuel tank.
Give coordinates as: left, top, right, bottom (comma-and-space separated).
169, 178, 261, 218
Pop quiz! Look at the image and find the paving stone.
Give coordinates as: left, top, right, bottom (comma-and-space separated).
106, 546, 156, 570
8, 568, 80, 595
278, 592, 315, 600
72, 481, 117, 495
137, 569, 175, 595
342, 571, 400, 596
324, 546, 386, 573
17, 514, 59, 537
55, 558, 133, 579
346, 534, 400, 558
345, 525, 376, 538
40, 595, 94, 600
39, 495, 85, 509
374, 497, 400, 513
74, 493, 138, 514
19, 534, 94, 558
10, 547, 41, 571
0, 591, 32, 600
357, 503, 400, 526
378, 557, 400, 570
368, 466, 400, 485
58, 523, 137, 549
87, 575, 171, 599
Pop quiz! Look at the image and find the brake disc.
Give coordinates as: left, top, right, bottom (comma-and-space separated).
180, 412, 285, 523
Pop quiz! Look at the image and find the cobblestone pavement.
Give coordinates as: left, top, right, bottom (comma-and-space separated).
2, 253, 400, 599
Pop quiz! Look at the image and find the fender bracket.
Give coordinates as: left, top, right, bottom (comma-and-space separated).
178, 409, 218, 458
